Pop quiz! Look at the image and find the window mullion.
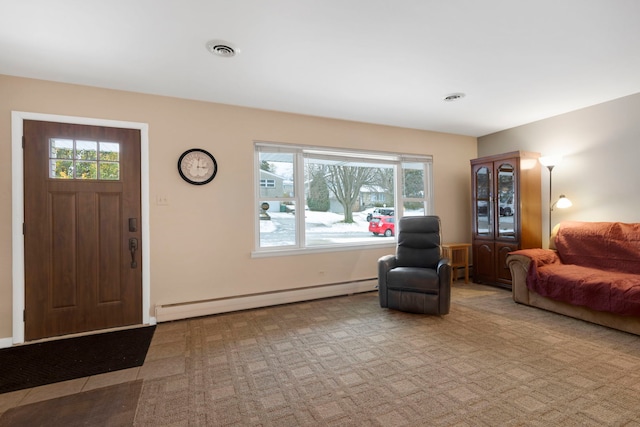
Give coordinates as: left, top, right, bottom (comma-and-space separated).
395, 164, 403, 218
426, 162, 434, 213
295, 151, 306, 248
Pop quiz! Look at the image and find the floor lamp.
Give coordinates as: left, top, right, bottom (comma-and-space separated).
539, 156, 572, 238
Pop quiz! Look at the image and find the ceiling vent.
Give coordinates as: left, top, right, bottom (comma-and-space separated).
206, 40, 238, 58
443, 93, 465, 102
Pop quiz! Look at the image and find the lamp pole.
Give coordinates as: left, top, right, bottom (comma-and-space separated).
546, 164, 554, 238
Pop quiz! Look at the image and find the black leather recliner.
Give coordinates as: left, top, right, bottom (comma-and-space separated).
378, 216, 451, 315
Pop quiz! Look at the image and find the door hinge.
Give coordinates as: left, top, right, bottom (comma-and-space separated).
22, 135, 25, 148
23, 310, 26, 322
23, 223, 25, 235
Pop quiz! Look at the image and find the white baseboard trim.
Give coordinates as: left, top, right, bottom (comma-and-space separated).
0, 337, 13, 349
155, 279, 378, 323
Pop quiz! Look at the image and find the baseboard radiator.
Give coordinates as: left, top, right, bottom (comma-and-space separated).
155, 278, 378, 323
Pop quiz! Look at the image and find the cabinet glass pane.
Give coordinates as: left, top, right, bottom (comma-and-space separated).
475, 166, 491, 236
497, 163, 515, 239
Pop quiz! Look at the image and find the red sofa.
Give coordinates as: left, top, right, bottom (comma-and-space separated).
507, 221, 640, 335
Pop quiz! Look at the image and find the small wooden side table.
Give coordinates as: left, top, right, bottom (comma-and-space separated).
442, 243, 471, 284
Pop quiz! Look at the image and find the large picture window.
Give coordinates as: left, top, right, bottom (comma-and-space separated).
255, 142, 433, 254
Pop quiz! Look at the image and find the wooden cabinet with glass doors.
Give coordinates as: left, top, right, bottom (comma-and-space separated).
471, 151, 542, 289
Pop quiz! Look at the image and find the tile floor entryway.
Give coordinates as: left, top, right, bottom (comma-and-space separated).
0, 321, 189, 424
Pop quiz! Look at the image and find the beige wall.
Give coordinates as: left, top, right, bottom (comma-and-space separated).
0, 74, 477, 339
479, 92, 640, 246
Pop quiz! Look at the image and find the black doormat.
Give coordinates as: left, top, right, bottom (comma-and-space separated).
0, 325, 155, 394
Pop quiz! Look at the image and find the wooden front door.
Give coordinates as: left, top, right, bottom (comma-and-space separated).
23, 120, 142, 341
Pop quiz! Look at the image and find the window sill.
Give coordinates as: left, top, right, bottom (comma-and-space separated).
251, 241, 396, 258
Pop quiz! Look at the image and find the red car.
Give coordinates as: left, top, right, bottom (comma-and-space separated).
369, 215, 395, 237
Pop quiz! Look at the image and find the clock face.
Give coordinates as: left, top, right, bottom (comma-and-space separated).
178, 149, 218, 185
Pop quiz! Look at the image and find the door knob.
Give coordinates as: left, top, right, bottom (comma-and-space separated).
129, 238, 138, 268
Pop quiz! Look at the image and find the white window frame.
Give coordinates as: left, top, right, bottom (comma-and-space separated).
253, 142, 433, 257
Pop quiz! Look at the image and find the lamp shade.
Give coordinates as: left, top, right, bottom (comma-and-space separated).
539, 155, 563, 168
555, 195, 572, 209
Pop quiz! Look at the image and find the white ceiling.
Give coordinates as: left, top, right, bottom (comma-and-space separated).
1, 0, 639, 137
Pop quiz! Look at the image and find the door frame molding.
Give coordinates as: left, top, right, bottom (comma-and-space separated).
11, 111, 152, 344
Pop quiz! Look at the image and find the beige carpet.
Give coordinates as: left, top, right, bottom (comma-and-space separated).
134, 284, 640, 426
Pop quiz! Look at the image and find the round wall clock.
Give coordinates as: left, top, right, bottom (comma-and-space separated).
178, 148, 218, 185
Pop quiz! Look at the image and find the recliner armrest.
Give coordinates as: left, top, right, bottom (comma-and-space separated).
378, 255, 397, 285
437, 258, 450, 276
437, 258, 452, 314
378, 254, 397, 307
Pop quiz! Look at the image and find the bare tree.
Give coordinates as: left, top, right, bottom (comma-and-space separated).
326, 165, 376, 223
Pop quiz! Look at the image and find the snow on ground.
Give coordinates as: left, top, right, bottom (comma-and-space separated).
260, 210, 371, 232
304, 210, 370, 232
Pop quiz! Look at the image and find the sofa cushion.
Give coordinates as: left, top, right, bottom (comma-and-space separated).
554, 221, 640, 274
529, 262, 640, 316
